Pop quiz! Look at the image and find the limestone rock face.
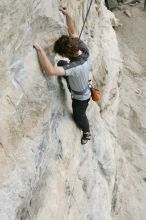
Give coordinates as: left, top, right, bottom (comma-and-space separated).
0, 0, 145, 220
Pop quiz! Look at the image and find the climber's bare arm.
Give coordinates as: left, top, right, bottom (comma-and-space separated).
33, 43, 65, 76
59, 6, 78, 38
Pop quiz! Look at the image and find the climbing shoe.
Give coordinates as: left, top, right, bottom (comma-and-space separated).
81, 132, 91, 145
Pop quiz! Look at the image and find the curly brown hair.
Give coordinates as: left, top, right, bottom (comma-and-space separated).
54, 35, 80, 58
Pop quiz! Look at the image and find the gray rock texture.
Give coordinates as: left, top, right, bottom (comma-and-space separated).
113, 3, 146, 219
0, 0, 146, 220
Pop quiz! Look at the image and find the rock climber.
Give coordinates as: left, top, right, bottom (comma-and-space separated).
33, 6, 92, 144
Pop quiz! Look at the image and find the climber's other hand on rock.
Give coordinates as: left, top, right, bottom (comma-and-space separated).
59, 6, 68, 16
33, 42, 43, 52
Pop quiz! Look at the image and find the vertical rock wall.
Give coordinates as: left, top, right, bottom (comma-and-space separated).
0, 0, 122, 220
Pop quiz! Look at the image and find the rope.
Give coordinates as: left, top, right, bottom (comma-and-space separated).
79, 0, 93, 39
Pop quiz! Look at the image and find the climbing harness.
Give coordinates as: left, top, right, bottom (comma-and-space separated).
79, 0, 93, 39
72, 85, 89, 95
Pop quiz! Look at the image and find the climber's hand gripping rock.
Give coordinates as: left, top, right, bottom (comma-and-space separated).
59, 6, 68, 15
33, 42, 43, 52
